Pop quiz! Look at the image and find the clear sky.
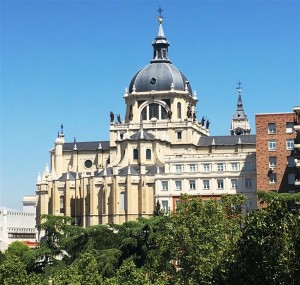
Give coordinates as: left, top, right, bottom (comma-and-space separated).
1, 0, 299, 210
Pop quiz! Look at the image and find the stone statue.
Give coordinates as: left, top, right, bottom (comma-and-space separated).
167, 109, 173, 119
206, 119, 210, 129
187, 105, 192, 118
201, 116, 205, 126
193, 111, 197, 122
110, 111, 114, 123
117, 114, 122, 124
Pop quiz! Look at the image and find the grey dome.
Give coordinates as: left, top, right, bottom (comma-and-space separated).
129, 62, 192, 94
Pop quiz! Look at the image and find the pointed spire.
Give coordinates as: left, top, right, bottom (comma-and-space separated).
45, 163, 49, 174
151, 7, 171, 63
103, 167, 107, 177
230, 82, 251, 135
76, 172, 79, 180
127, 165, 131, 175
98, 142, 102, 149
66, 172, 70, 180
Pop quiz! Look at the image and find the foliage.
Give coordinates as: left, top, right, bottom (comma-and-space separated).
2, 194, 300, 284
0, 255, 29, 285
258, 190, 300, 204
223, 198, 300, 285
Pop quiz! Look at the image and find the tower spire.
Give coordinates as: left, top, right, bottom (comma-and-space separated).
230, 82, 251, 135
151, 7, 171, 63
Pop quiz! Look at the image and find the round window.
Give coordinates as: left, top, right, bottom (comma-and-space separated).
84, 160, 93, 168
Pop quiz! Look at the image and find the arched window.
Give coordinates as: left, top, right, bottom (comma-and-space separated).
141, 103, 168, 121
59, 195, 65, 214
177, 102, 182, 119
133, 148, 139, 160
146, 149, 151, 160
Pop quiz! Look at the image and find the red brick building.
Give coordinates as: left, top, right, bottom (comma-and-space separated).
256, 113, 295, 194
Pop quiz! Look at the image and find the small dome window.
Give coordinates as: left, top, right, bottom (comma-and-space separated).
150, 77, 157, 85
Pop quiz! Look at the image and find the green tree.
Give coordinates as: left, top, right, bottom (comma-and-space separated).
225, 198, 300, 285
158, 195, 242, 285
0, 255, 28, 285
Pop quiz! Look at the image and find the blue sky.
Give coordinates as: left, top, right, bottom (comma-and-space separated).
1, 0, 299, 210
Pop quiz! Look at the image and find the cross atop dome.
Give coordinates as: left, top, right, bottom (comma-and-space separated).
156, 7, 164, 24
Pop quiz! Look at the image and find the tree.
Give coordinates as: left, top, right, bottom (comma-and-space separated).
158, 195, 242, 285
0, 255, 29, 285
225, 198, 300, 285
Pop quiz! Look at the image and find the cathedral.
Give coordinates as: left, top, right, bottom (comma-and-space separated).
36, 15, 256, 227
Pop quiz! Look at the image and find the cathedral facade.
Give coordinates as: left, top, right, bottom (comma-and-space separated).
36, 16, 256, 227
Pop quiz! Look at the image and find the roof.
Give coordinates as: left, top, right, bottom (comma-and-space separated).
130, 130, 155, 141
198, 135, 256, 146
63, 141, 110, 151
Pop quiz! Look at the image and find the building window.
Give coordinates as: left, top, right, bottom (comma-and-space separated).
149, 103, 159, 119
217, 179, 224, 189
189, 164, 196, 172
268, 140, 276, 151
175, 180, 182, 190
60, 196, 65, 214
287, 156, 295, 167
146, 149, 151, 159
244, 162, 254, 171
217, 163, 224, 171
203, 180, 210, 189
269, 173, 277, 184
203, 163, 211, 172
231, 163, 238, 171
269, 156, 277, 168
286, 122, 293, 133
120, 191, 126, 211
133, 148, 139, 160
288, 173, 295, 185
189, 180, 196, 190
175, 164, 183, 173
161, 181, 168, 191
245, 178, 252, 188
177, 102, 182, 119
84, 159, 93, 168
177, 131, 182, 140
231, 179, 238, 189
161, 200, 169, 212
268, 123, 276, 134
286, 139, 294, 150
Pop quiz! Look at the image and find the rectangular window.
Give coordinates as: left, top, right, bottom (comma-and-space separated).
189, 164, 196, 172
288, 173, 295, 185
177, 131, 182, 140
175, 164, 183, 173
268, 140, 276, 151
287, 156, 295, 167
286, 139, 294, 150
286, 122, 293, 133
203, 163, 211, 172
161, 200, 169, 212
245, 178, 252, 188
217, 163, 224, 171
269, 173, 277, 184
175, 180, 182, 190
203, 180, 210, 189
189, 180, 196, 190
244, 162, 254, 171
161, 181, 168, 191
120, 192, 126, 211
231, 162, 238, 171
231, 179, 238, 189
269, 156, 277, 168
217, 179, 224, 189
268, 123, 276, 134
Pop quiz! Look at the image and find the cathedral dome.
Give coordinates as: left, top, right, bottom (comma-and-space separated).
128, 16, 192, 95
129, 63, 192, 94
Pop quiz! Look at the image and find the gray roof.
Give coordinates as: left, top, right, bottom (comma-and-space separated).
198, 135, 256, 146
95, 167, 113, 177
130, 130, 155, 141
63, 141, 110, 151
58, 171, 78, 181
129, 63, 192, 94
